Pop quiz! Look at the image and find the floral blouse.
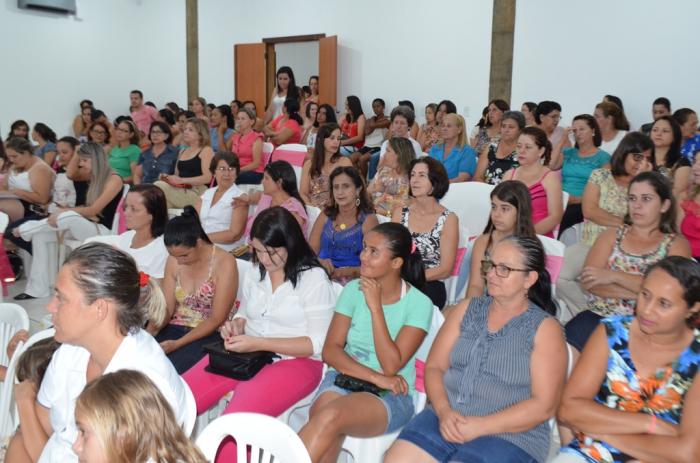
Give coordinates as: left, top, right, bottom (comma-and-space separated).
483, 142, 518, 185
420, 123, 441, 151
370, 167, 409, 217
581, 168, 628, 246
562, 316, 700, 463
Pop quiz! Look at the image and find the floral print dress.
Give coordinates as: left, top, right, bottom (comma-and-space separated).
561, 316, 700, 463
483, 142, 519, 185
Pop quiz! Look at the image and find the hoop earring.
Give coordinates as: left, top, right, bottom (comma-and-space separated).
355, 197, 360, 207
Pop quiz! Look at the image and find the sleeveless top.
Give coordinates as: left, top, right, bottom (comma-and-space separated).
443, 296, 552, 463
177, 148, 203, 178
8, 169, 33, 192
319, 211, 368, 270
588, 226, 676, 317
509, 169, 552, 237
401, 207, 451, 269
93, 175, 123, 229
269, 92, 286, 120
562, 316, 700, 463
681, 199, 700, 258
484, 142, 519, 185
171, 246, 217, 328
340, 118, 364, 149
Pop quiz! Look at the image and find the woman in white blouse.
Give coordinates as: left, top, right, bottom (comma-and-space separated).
183, 206, 336, 461
195, 151, 248, 252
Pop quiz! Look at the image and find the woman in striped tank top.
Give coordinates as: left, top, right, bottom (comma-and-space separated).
386, 236, 567, 463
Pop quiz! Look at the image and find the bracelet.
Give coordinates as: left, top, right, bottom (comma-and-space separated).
646, 414, 657, 434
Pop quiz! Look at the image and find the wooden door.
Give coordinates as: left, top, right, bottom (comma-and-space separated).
318, 35, 337, 107
234, 43, 266, 117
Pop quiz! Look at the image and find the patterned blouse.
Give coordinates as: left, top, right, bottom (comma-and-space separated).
473, 127, 499, 155
370, 167, 409, 217
562, 316, 700, 463
581, 168, 628, 246
588, 226, 675, 317
484, 142, 519, 185
400, 207, 452, 269
309, 173, 330, 209
420, 123, 441, 151
170, 246, 216, 328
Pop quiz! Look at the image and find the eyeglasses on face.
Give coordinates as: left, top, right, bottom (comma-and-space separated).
480, 260, 530, 278
631, 153, 653, 163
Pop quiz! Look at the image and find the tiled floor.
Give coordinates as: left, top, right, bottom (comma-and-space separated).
4, 278, 52, 334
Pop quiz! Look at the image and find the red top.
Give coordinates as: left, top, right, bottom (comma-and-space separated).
231, 130, 264, 173
681, 199, 700, 257
341, 118, 364, 149
270, 115, 301, 147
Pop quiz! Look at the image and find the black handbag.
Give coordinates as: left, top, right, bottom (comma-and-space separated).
333, 373, 387, 397
203, 341, 278, 380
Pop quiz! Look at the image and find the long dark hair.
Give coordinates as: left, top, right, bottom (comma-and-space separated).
325, 166, 374, 220
651, 115, 683, 169
370, 222, 426, 290
316, 104, 337, 128
483, 180, 536, 249
520, 126, 553, 165
250, 207, 326, 287
7, 120, 29, 140
276, 66, 300, 102
164, 206, 212, 247
284, 98, 303, 126
215, 104, 235, 130
501, 235, 555, 315
311, 123, 342, 177
644, 256, 700, 328
33, 123, 57, 143
265, 160, 306, 212
345, 96, 364, 123
126, 185, 168, 238
610, 132, 656, 177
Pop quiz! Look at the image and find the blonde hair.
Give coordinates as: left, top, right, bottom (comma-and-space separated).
186, 118, 211, 147
443, 113, 467, 148
77, 142, 114, 206
76, 370, 206, 463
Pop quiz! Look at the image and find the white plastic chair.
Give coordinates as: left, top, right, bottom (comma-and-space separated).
0, 212, 9, 234
341, 306, 445, 462
261, 142, 275, 167
0, 303, 30, 367
443, 224, 471, 306
195, 412, 311, 463
305, 206, 321, 239
181, 376, 197, 437
440, 182, 494, 237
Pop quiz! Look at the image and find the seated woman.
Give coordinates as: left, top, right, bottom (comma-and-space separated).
116, 184, 169, 279
465, 180, 537, 299
471, 99, 509, 154
310, 166, 378, 284
680, 153, 700, 260
184, 207, 336, 461
504, 126, 563, 237
86, 120, 112, 151
135, 121, 178, 184
385, 236, 567, 463
594, 101, 629, 155
535, 100, 570, 148
338, 95, 366, 156
555, 256, 700, 463
300, 101, 319, 147
475, 110, 524, 185
72, 100, 93, 139
429, 113, 477, 182
557, 132, 655, 314
74, 370, 206, 463
299, 222, 434, 463
367, 137, 413, 217
674, 107, 700, 162
263, 98, 303, 147
417, 103, 440, 152
392, 157, 458, 309
196, 152, 248, 252
241, 160, 308, 237
31, 122, 58, 168
243, 100, 266, 132
651, 115, 691, 198
565, 172, 691, 356
230, 107, 264, 185
304, 103, 338, 152
47, 136, 85, 214
300, 123, 353, 208
5, 243, 186, 463
108, 119, 141, 183
154, 207, 238, 373
12, 142, 122, 300
154, 118, 214, 209
209, 104, 235, 152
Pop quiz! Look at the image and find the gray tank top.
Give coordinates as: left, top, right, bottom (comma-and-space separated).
442, 295, 552, 463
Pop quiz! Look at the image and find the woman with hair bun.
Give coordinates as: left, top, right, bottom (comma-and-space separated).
6, 243, 186, 463
153, 206, 238, 373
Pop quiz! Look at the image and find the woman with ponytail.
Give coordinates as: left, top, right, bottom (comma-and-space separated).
152, 206, 238, 373
386, 235, 567, 463
300, 222, 433, 463
6, 243, 186, 463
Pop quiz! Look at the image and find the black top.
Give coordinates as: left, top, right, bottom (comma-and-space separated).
177, 148, 203, 178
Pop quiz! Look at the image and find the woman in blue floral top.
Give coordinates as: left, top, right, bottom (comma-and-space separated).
555, 256, 700, 463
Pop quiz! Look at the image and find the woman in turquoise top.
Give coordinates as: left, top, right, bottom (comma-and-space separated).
109, 119, 141, 183
550, 114, 610, 237
299, 222, 433, 462
556, 256, 700, 463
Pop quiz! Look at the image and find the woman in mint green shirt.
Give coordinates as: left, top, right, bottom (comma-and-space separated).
109, 119, 142, 183
299, 222, 433, 462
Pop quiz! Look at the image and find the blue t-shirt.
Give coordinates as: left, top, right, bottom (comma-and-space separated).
561, 148, 611, 197
34, 142, 57, 161
210, 128, 234, 151
138, 144, 179, 184
681, 134, 700, 162
428, 143, 477, 179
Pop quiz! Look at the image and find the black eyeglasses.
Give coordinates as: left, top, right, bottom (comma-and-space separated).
480, 260, 530, 278
631, 153, 653, 163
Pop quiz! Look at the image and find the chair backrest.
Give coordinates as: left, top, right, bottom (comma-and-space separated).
293, 165, 303, 191
413, 306, 445, 404
537, 234, 566, 284
0, 303, 30, 366
261, 142, 275, 167
180, 376, 197, 437
112, 184, 131, 233
440, 182, 495, 238
305, 206, 321, 239
235, 258, 254, 311
195, 412, 311, 463
0, 212, 9, 235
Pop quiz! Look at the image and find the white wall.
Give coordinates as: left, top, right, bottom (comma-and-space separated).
511, 0, 700, 129
0, 0, 186, 136
198, 0, 494, 126
274, 41, 319, 89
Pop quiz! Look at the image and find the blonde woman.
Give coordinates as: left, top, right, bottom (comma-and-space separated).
154, 118, 214, 208
73, 370, 206, 463
428, 113, 478, 182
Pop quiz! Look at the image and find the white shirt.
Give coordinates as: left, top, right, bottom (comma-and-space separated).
379, 137, 424, 159
116, 230, 169, 278
600, 130, 628, 155
200, 184, 245, 252
37, 330, 186, 463
233, 266, 335, 359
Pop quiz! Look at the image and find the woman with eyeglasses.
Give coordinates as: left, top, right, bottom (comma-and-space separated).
195, 152, 248, 252
108, 119, 141, 184
184, 207, 336, 461
556, 133, 655, 317
385, 235, 566, 463
134, 121, 178, 184
86, 120, 111, 149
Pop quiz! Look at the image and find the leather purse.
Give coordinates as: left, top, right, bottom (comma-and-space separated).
203, 341, 278, 380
